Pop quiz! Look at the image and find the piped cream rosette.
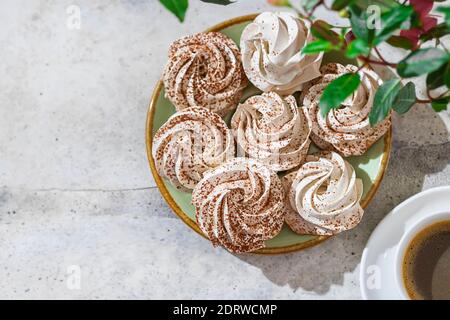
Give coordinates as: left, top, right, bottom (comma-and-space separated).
240, 11, 323, 95
282, 151, 364, 235
152, 107, 235, 191
302, 63, 391, 156
163, 32, 248, 116
231, 92, 312, 172
192, 158, 285, 253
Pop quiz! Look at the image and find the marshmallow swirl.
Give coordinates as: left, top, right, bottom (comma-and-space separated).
152, 107, 235, 191
282, 151, 363, 235
231, 92, 311, 171
192, 158, 285, 253
240, 12, 323, 95
302, 63, 391, 156
163, 32, 247, 116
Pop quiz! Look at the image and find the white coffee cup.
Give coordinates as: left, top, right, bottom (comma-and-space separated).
394, 211, 450, 300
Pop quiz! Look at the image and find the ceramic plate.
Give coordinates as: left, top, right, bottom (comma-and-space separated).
146, 14, 392, 254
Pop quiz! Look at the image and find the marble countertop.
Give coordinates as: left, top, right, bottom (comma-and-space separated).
1, 0, 449, 299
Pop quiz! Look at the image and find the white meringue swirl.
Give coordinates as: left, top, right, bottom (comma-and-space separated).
192, 158, 285, 253
302, 63, 391, 156
152, 107, 235, 191
163, 32, 247, 116
240, 12, 323, 95
231, 92, 311, 171
282, 151, 364, 235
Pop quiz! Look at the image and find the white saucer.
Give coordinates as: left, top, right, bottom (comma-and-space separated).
360, 186, 450, 300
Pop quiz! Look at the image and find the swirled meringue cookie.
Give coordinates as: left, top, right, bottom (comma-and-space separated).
302, 63, 391, 156
152, 107, 235, 191
240, 12, 323, 95
282, 151, 363, 235
192, 158, 285, 253
163, 32, 247, 116
231, 92, 311, 172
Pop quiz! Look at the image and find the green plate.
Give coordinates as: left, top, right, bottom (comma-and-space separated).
146, 14, 392, 254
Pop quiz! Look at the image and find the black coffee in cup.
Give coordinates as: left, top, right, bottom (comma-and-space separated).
402, 220, 450, 300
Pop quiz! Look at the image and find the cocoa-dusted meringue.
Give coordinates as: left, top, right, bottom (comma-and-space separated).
302, 63, 391, 156
152, 107, 235, 191
240, 12, 323, 95
282, 151, 363, 235
231, 92, 311, 172
192, 158, 285, 253
163, 32, 247, 116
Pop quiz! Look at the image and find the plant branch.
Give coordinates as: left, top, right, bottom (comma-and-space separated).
426, 87, 434, 100
374, 47, 397, 66
416, 98, 432, 104
440, 41, 449, 53
322, 0, 331, 10
356, 63, 367, 73
307, 0, 323, 19
416, 89, 450, 104
358, 55, 397, 67
356, 51, 371, 72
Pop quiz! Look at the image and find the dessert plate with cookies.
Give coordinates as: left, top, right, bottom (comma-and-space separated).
146, 13, 392, 254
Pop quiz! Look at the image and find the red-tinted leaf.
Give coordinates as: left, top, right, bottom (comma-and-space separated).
311, 20, 341, 45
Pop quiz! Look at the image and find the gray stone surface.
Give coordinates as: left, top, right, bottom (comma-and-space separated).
0, 0, 449, 299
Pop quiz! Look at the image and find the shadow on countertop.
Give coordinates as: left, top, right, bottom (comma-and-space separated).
237, 104, 450, 295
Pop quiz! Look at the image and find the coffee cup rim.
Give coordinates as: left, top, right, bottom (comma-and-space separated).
394, 212, 450, 300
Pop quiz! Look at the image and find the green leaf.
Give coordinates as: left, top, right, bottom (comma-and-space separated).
420, 23, 450, 42
397, 48, 449, 78
348, 4, 374, 44
393, 82, 416, 114
426, 63, 449, 90
319, 73, 361, 116
407, 11, 422, 29
437, 6, 450, 28
386, 35, 413, 49
331, 0, 355, 11
159, 0, 189, 22
311, 20, 341, 45
431, 97, 449, 112
302, 0, 320, 11
302, 40, 334, 54
200, 0, 234, 4
369, 79, 401, 126
373, 5, 414, 45
352, 0, 398, 13
346, 38, 370, 58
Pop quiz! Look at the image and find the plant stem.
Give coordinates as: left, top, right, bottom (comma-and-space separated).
440, 41, 449, 53
307, 0, 323, 19
426, 87, 433, 100
417, 89, 450, 104
356, 63, 367, 73
374, 47, 396, 66
416, 98, 432, 104
359, 56, 397, 67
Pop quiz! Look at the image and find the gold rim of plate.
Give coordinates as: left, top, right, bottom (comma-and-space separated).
145, 14, 393, 255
